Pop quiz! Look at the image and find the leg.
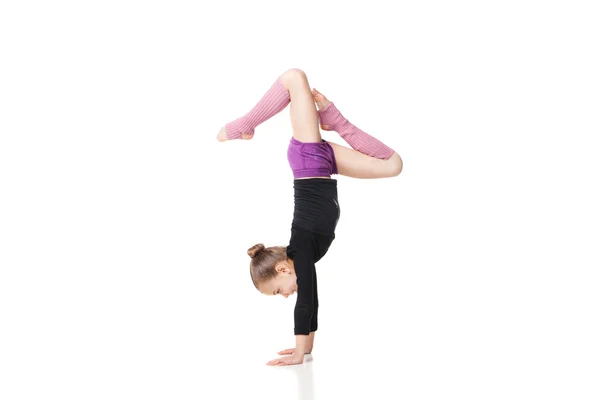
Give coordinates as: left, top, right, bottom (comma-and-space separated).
216, 68, 321, 143
313, 88, 395, 160
328, 141, 403, 179
217, 74, 291, 141
312, 88, 403, 178
279, 69, 322, 143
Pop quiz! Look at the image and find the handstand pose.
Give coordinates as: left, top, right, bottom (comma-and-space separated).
216, 68, 403, 366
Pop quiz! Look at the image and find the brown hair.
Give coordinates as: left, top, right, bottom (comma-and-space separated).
247, 243, 288, 288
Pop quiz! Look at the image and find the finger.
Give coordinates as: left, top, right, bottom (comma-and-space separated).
278, 349, 294, 355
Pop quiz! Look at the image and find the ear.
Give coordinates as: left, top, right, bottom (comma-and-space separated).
275, 263, 290, 274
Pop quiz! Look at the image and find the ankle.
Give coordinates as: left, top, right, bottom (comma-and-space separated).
225, 117, 255, 140
318, 102, 349, 131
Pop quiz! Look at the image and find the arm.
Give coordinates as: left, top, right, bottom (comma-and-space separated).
295, 334, 309, 356
267, 235, 317, 366
306, 331, 315, 354
293, 331, 316, 355
276, 331, 314, 356
267, 251, 315, 366
309, 259, 319, 344
304, 263, 317, 354
293, 251, 316, 337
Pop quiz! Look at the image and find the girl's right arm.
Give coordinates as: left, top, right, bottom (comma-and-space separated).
277, 332, 314, 356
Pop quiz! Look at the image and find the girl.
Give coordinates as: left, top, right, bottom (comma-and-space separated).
216, 68, 403, 366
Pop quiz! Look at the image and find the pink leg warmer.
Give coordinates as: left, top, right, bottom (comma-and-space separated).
317, 102, 395, 160
225, 78, 291, 140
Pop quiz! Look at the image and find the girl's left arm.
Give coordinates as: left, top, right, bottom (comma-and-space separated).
294, 335, 309, 357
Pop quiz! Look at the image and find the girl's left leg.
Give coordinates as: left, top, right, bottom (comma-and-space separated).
328, 141, 403, 179
313, 89, 403, 179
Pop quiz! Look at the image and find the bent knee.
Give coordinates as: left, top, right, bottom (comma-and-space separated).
281, 68, 307, 85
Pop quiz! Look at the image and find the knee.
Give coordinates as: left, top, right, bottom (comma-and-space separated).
281, 68, 307, 86
389, 153, 403, 177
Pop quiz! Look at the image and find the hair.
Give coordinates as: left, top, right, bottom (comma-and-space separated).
247, 243, 288, 288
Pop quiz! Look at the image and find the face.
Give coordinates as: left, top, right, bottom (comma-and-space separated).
258, 261, 298, 298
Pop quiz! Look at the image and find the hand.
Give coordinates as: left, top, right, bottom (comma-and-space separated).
277, 348, 311, 355
266, 353, 304, 366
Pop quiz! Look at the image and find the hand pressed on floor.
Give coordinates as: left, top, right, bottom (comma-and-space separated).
266, 353, 304, 366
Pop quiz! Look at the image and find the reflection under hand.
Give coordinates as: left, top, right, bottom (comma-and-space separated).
294, 354, 314, 400
271, 354, 315, 399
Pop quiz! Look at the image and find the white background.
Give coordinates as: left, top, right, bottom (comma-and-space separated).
1, 0, 599, 399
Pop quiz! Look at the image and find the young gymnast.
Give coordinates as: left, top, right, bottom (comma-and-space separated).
216, 68, 403, 366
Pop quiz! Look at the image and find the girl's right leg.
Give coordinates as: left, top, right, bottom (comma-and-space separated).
216, 72, 291, 141
216, 68, 321, 143
278, 68, 322, 143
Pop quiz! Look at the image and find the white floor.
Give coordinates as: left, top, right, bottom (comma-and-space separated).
1, 1, 599, 399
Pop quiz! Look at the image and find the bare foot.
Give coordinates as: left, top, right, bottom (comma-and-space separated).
216, 126, 253, 142
312, 88, 333, 130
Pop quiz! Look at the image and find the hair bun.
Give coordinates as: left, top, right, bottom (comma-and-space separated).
247, 244, 265, 259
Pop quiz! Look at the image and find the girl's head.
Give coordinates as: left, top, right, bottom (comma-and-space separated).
248, 244, 297, 298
